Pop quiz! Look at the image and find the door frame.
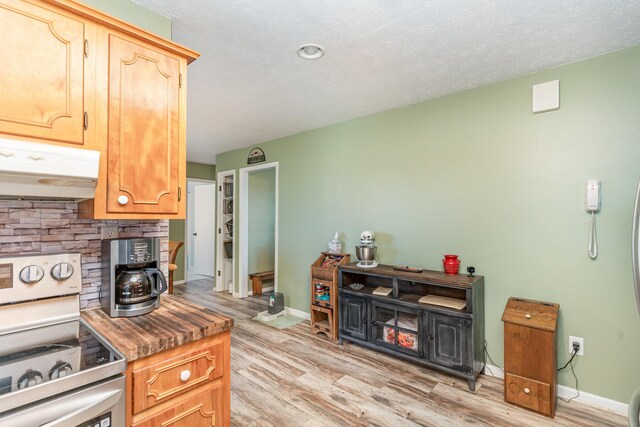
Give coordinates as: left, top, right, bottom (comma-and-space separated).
216, 170, 235, 293
184, 177, 216, 283
238, 162, 279, 298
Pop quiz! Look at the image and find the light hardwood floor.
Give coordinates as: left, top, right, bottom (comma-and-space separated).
174, 279, 625, 427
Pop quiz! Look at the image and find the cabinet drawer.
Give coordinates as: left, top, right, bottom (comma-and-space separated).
505, 373, 552, 416
132, 341, 225, 414
132, 383, 223, 427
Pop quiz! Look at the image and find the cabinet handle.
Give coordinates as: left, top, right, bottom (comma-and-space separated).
362, 317, 367, 324
180, 370, 191, 382
0, 150, 14, 158
523, 387, 530, 394
117, 195, 129, 205
428, 334, 434, 342
524, 313, 531, 319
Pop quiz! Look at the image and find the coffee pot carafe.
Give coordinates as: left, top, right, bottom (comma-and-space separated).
115, 268, 167, 305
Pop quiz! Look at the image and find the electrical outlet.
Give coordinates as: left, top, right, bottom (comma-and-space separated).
569, 336, 584, 356
101, 226, 118, 240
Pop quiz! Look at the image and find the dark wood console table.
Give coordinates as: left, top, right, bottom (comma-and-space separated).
338, 263, 484, 391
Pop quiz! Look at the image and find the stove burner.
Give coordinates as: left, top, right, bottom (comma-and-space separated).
17, 370, 43, 389
49, 361, 73, 380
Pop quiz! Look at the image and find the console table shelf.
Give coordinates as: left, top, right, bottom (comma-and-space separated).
338, 263, 484, 391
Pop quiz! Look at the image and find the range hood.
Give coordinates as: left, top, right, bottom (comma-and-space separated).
0, 138, 100, 200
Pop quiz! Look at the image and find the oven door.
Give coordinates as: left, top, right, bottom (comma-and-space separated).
0, 375, 125, 427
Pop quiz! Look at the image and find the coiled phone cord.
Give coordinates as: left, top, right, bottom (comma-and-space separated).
588, 211, 598, 260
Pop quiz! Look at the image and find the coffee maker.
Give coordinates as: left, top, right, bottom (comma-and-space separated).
101, 237, 167, 317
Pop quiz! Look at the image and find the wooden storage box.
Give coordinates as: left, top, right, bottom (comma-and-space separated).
502, 297, 559, 417
310, 252, 350, 341
311, 253, 348, 281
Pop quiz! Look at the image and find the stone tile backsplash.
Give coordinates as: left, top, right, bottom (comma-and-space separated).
0, 200, 168, 309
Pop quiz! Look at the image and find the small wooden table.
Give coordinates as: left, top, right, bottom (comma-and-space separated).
249, 270, 274, 296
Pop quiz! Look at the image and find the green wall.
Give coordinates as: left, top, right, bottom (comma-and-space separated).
217, 46, 640, 403
80, 0, 171, 38
169, 162, 217, 282
248, 169, 276, 276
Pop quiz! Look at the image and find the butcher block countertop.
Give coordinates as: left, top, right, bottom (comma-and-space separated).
81, 294, 233, 362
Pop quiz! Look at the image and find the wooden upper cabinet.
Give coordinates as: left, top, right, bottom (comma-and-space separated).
106, 34, 182, 214
0, 0, 86, 145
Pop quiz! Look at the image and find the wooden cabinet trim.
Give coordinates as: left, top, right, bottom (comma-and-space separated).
161, 403, 215, 427
144, 351, 217, 402
41, 0, 199, 63
132, 382, 222, 427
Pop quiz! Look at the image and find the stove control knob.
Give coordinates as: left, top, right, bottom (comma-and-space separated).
17, 370, 44, 389
51, 262, 74, 281
19, 265, 45, 284
49, 361, 73, 380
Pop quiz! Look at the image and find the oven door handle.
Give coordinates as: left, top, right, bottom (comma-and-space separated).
40, 389, 123, 427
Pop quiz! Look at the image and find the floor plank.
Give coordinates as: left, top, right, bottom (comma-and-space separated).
174, 279, 627, 427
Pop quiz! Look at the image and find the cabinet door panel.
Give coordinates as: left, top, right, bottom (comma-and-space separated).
340, 296, 367, 340
107, 33, 180, 214
132, 384, 222, 427
428, 312, 471, 372
0, 0, 84, 144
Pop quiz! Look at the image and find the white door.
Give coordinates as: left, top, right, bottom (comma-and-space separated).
193, 183, 216, 277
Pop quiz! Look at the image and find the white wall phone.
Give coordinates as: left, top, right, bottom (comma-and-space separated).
585, 179, 600, 259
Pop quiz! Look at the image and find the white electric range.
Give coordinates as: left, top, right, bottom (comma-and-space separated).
0, 253, 126, 427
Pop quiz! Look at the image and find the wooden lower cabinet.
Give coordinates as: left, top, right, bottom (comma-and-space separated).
127, 331, 230, 427
502, 297, 559, 417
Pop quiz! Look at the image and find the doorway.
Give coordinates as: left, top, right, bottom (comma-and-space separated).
185, 178, 216, 282
216, 171, 235, 293
238, 162, 279, 299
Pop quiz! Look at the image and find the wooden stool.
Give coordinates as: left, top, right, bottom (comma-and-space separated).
168, 240, 183, 294
249, 270, 274, 296
310, 305, 333, 338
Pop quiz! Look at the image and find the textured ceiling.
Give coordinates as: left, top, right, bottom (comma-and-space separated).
134, 0, 640, 164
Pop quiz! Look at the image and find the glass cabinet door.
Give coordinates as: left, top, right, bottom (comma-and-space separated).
371, 301, 422, 357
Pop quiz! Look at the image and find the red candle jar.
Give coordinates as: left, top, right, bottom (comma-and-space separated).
443, 254, 461, 274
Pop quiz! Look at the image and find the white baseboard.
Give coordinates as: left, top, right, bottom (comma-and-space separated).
285, 306, 311, 320
247, 286, 274, 296
173, 280, 186, 285
483, 364, 628, 416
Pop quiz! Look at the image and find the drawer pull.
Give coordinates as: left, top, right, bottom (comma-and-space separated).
117, 195, 129, 205
524, 313, 531, 319
180, 370, 191, 382
524, 387, 530, 394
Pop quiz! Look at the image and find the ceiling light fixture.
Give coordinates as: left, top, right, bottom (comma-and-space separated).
297, 43, 324, 60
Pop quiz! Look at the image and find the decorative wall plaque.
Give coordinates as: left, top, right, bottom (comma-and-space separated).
247, 147, 266, 165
